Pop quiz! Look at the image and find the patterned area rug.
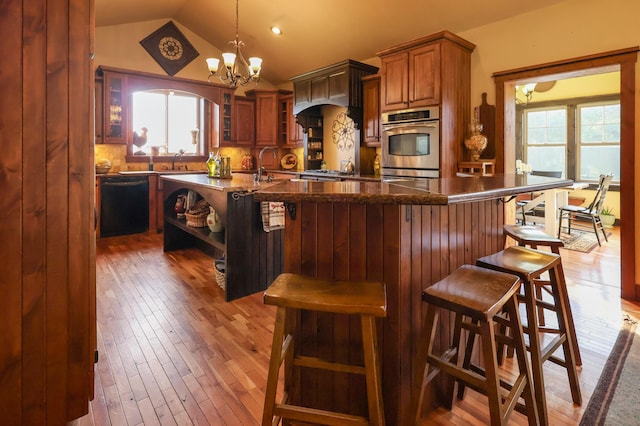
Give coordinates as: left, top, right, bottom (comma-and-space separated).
559, 229, 610, 253
580, 317, 638, 425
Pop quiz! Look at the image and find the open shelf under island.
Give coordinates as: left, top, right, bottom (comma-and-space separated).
161, 173, 284, 302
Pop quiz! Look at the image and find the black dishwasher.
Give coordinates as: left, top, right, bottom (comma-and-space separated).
99, 176, 149, 237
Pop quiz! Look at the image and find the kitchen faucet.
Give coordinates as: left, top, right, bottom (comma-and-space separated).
172, 149, 185, 170
255, 146, 277, 182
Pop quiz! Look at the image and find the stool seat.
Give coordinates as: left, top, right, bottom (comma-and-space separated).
263, 273, 387, 317
262, 273, 387, 426
503, 224, 564, 251
423, 264, 522, 320
415, 265, 539, 426
478, 245, 560, 280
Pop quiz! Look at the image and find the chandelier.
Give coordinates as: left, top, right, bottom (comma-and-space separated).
206, 0, 262, 88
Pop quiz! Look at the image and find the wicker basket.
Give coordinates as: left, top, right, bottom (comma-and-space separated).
185, 210, 208, 227
185, 200, 209, 227
214, 259, 226, 290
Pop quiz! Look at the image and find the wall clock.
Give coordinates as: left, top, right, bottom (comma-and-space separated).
140, 21, 199, 76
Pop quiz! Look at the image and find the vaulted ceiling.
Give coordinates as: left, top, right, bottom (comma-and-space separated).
96, 0, 568, 86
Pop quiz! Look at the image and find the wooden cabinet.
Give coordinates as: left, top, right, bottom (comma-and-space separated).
102, 71, 127, 143
362, 74, 381, 147
377, 31, 474, 112
246, 89, 292, 147
376, 31, 476, 177
233, 96, 255, 146
379, 42, 441, 111
283, 94, 303, 147
94, 77, 104, 144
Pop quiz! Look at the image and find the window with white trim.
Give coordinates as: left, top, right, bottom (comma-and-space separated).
131, 90, 204, 155
521, 98, 620, 183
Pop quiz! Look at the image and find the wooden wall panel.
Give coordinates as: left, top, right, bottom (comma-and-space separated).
0, 0, 95, 423
1, 0, 25, 422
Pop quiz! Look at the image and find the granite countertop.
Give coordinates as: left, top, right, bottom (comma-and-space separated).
254, 174, 574, 205
160, 172, 282, 192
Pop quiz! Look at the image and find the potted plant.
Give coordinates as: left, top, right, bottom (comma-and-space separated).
600, 206, 616, 228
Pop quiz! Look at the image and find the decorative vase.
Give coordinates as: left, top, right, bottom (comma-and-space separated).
464, 120, 488, 161
207, 206, 224, 233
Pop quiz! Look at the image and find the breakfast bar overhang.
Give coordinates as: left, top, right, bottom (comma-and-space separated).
254, 174, 572, 425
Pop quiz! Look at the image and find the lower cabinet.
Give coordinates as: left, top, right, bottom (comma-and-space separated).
162, 179, 283, 301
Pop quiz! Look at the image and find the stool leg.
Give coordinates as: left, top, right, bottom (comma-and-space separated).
504, 294, 540, 426
478, 316, 505, 425
414, 306, 438, 424
361, 315, 385, 426
522, 279, 549, 426
549, 268, 582, 406
263, 306, 288, 426
456, 315, 476, 402
553, 261, 582, 366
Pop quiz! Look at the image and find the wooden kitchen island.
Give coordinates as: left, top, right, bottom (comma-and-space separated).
254, 174, 572, 425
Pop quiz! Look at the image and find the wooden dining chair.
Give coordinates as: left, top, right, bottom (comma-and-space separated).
557, 173, 614, 246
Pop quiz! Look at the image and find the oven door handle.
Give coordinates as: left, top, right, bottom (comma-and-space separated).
382, 121, 439, 131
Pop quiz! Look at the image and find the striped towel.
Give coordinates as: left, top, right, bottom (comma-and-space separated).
261, 202, 285, 232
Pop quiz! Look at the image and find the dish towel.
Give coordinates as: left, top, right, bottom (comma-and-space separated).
261, 202, 285, 232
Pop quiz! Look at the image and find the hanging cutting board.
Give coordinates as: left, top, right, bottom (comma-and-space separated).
478, 92, 496, 159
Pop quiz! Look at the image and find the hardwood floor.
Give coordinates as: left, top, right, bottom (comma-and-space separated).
79, 226, 638, 425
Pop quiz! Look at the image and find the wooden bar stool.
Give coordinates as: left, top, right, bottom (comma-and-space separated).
503, 224, 582, 366
414, 265, 539, 426
477, 246, 582, 426
262, 273, 387, 426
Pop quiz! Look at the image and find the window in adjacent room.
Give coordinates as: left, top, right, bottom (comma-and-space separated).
521, 97, 620, 183
131, 89, 205, 155
577, 102, 620, 181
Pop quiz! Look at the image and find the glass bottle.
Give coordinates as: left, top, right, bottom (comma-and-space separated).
206, 151, 217, 177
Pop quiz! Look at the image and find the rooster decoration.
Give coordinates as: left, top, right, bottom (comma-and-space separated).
133, 127, 148, 155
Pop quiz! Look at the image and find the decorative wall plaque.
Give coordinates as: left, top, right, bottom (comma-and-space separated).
140, 21, 199, 76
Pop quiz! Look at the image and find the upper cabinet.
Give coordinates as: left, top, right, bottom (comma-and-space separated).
233, 96, 255, 147
246, 89, 292, 147
283, 94, 303, 147
102, 71, 128, 144
362, 74, 381, 147
377, 31, 475, 112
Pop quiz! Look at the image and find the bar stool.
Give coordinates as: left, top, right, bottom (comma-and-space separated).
414, 265, 539, 426
503, 224, 582, 366
477, 246, 582, 426
262, 273, 387, 426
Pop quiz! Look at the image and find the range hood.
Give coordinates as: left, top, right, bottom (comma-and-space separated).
290, 59, 378, 129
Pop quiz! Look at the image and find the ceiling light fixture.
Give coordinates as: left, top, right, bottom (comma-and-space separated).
270, 26, 282, 36
206, 0, 262, 88
515, 83, 536, 105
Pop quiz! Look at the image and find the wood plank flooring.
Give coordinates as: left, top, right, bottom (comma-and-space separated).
77, 226, 638, 425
